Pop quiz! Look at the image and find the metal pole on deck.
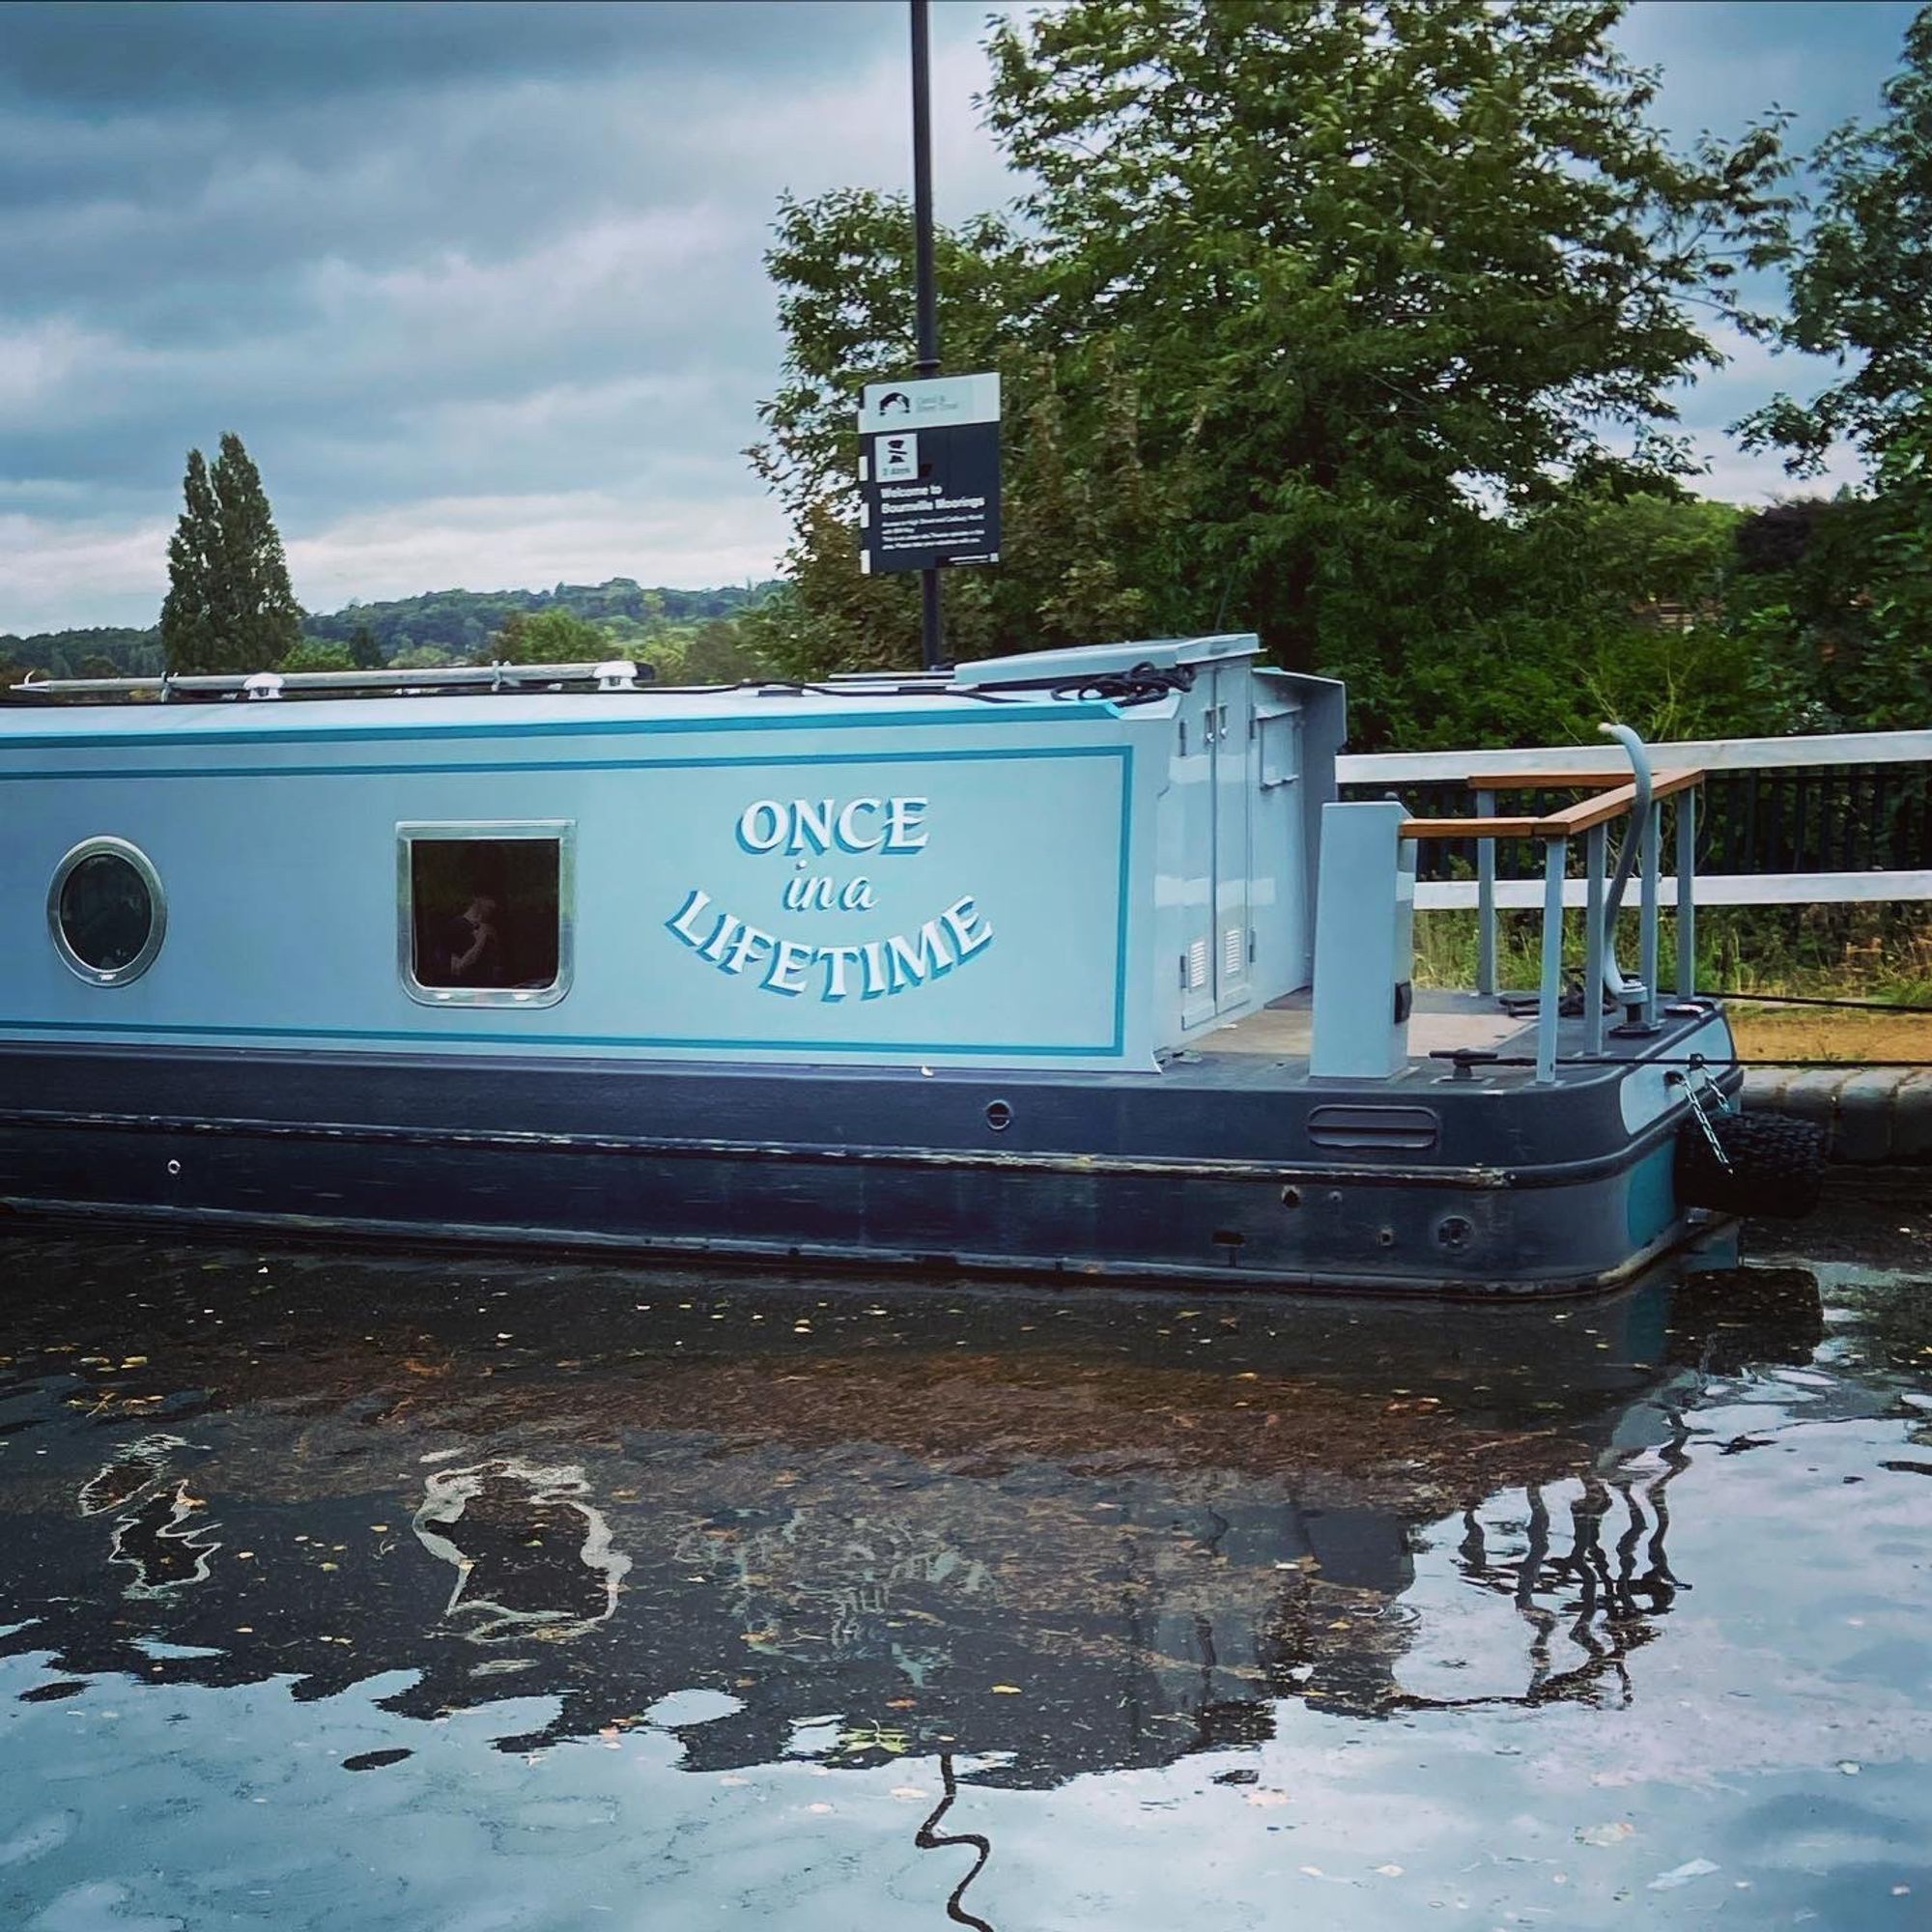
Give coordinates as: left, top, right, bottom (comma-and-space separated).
1639, 801, 1661, 1026
1474, 789, 1497, 997
1583, 823, 1606, 1057
1676, 792, 1697, 999
909, 0, 944, 671
1536, 838, 1567, 1085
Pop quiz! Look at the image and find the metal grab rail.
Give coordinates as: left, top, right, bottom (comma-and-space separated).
1597, 724, 1652, 1009
1400, 740, 1707, 1084
8, 661, 655, 699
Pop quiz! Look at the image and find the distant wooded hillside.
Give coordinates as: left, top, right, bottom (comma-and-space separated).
0, 626, 163, 680
1, 578, 779, 680
300, 578, 778, 660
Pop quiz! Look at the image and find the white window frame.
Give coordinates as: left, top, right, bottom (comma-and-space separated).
47, 835, 168, 987
396, 820, 575, 1009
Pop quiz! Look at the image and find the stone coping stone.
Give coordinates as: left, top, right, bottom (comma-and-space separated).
1745, 1064, 1932, 1164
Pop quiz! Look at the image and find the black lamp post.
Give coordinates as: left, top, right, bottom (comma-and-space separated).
909, 0, 943, 671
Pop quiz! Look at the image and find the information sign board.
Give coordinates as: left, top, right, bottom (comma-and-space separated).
858, 373, 1001, 574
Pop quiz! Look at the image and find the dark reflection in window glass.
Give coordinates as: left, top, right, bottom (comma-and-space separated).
411, 838, 560, 990
58, 852, 156, 973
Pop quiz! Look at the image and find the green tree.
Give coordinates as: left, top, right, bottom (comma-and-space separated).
159, 447, 221, 672
1837, 428, 1932, 728
159, 433, 303, 673
995, 0, 1791, 699
754, 0, 1790, 724
1314, 482, 1768, 749
749, 196, 1198, 677
347, 620, 384, 669
1738, 9, 1932, 726
281, 639, 355, 672
390, 643, 461, 671
1742, 8, 1932, 470
682, 614, 766, 683
482, 608, 612, 665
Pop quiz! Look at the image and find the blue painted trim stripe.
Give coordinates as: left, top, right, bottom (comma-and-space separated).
0, 1016, 1125, 1056
0, 701, 1122, 754
0, 743, 1128, 782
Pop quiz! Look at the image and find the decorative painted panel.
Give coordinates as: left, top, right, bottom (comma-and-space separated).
0, 729, 1146, 1068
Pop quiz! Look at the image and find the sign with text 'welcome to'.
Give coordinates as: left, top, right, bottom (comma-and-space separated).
857, 372, 1001, 574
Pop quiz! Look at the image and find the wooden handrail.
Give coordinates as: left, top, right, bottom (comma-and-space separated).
1402, 815, 1549, 839
1402, 767, 1705, 841
1535, 768, 1702, 833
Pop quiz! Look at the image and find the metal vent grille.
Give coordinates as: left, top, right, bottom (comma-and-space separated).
1187, 938, 1208, 990
1224, 925, 1244, 978
1307, 1104, 1440, 1151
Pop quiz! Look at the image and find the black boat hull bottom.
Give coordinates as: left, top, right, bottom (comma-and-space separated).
1, 1109, 1735, 1299
0, 1023, 1743, 1297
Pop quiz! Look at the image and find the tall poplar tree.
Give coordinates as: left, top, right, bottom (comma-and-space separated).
160, 432, 302, 673
159, 447, 221, 673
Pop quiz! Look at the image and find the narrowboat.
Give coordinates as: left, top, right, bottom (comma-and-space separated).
0, 635, 1812, 1293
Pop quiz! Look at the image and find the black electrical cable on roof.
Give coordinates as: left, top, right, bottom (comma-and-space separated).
1698, 990, 1932, 1016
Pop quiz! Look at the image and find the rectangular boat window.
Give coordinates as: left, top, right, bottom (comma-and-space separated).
397, 821, 573, 1009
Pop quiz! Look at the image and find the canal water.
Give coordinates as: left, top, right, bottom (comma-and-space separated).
1, 1204, 1927, 1930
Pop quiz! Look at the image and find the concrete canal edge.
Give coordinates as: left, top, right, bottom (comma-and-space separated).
1746, 1064, 1932, 1166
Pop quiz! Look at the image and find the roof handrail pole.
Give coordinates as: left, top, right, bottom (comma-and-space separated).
3, 660, 658, 701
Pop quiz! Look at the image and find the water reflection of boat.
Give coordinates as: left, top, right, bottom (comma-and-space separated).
105, 1478, 222, 1598
0, 1239, 1824, 1787
413, 1457, 631, 1643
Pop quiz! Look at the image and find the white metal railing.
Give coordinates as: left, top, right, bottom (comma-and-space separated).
1396, 732, 1702, 1082
1342, 728, 1932, 910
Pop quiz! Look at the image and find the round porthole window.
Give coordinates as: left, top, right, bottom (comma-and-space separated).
47, 838, 166, 985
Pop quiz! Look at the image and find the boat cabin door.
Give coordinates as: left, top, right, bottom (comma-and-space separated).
1179, 663, 1253, 1029
1212, 667, 1253, 1012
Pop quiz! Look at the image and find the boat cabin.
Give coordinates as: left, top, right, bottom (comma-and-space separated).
2, 636, 1788, 1296
0, 636, 1344, 1072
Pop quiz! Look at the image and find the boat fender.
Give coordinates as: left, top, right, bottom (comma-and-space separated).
1673, 1109, 1826, 1221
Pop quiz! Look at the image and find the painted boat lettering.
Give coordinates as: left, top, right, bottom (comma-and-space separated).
668, 793, 992, 1001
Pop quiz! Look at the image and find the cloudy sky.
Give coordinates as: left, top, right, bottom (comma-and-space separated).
0, 0, 1919, 634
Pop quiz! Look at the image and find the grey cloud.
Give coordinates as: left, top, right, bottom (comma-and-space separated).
0, 53, 942, 316
4, 0, 1909, 634
0, 0, 1008, 629
0, 0, 1007, 606
0, 1, 888, 110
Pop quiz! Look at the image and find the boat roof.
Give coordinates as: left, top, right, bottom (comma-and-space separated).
0, 683, 1110, 748
0, 634, 1265, 748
